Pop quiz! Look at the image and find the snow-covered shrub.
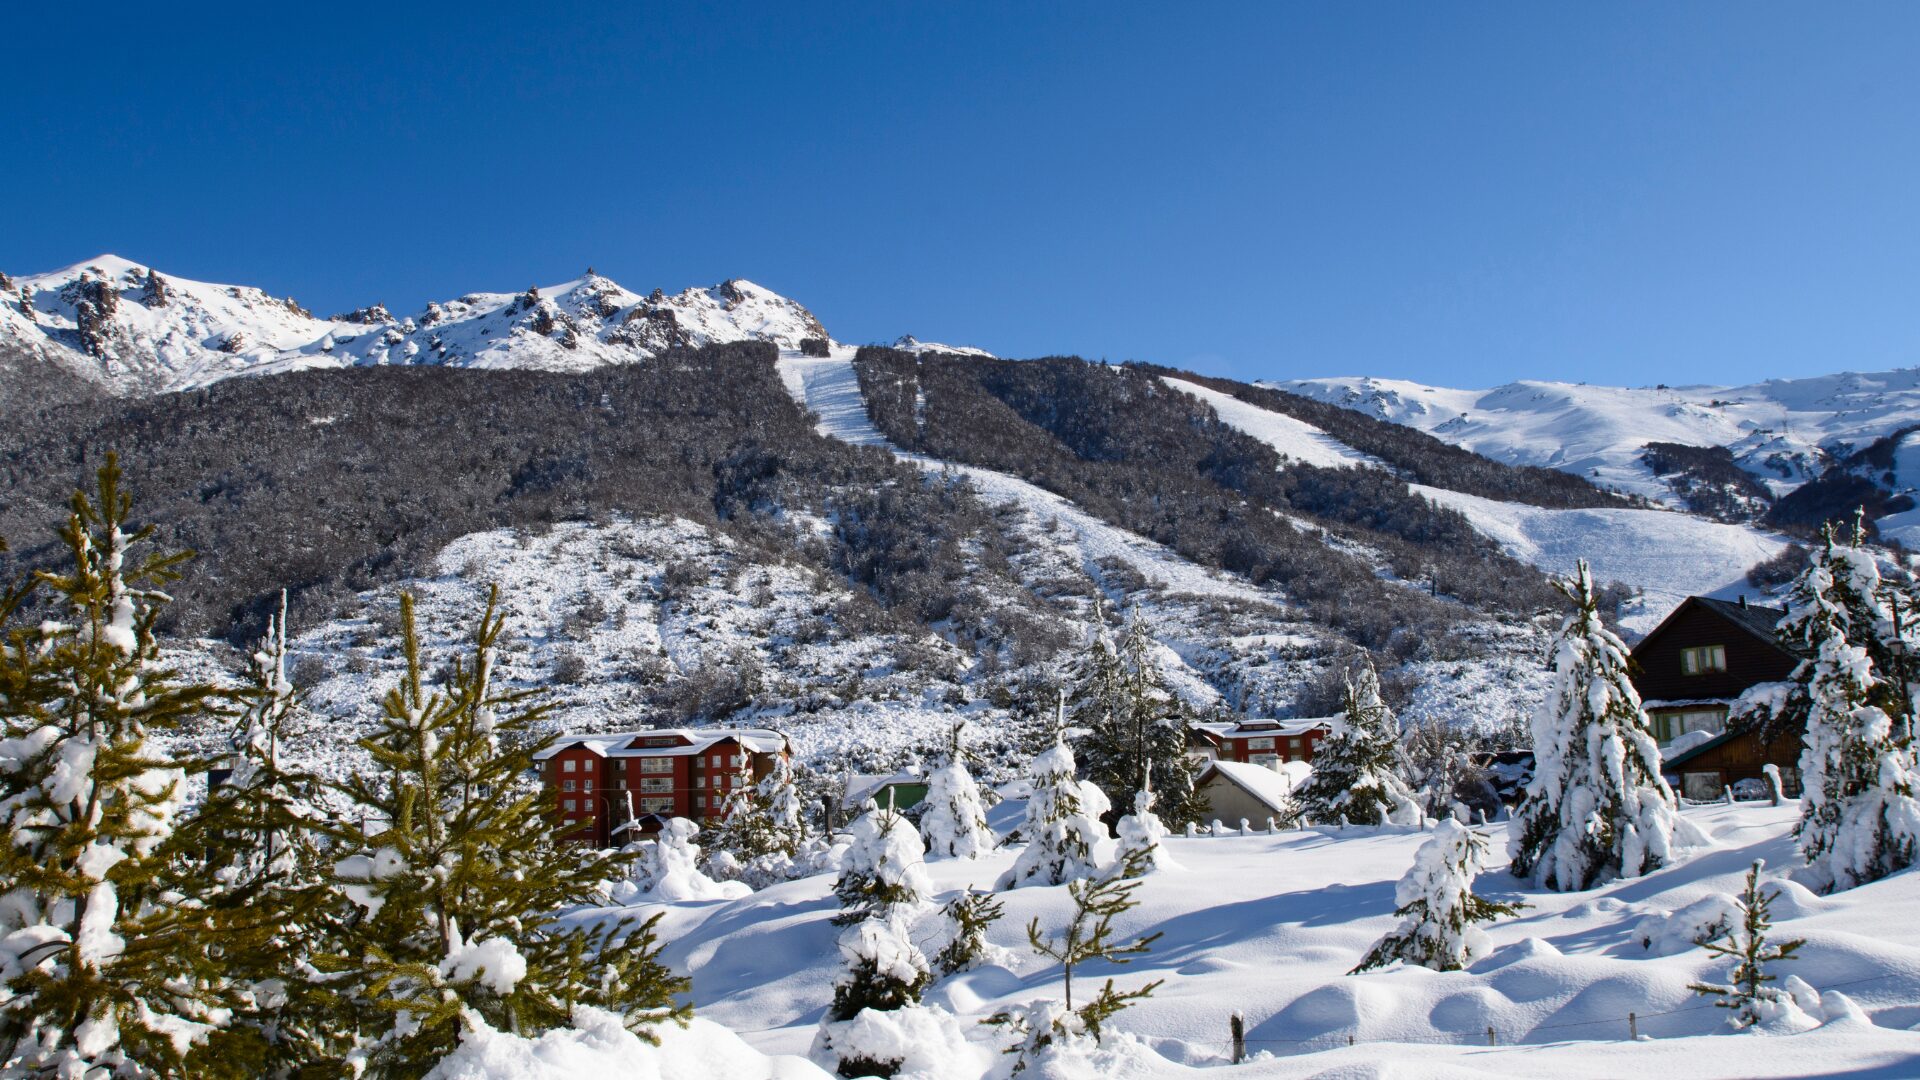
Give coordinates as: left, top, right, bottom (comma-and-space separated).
920, 722, 996, 859
1112, 785, 1179, 875
997, 735, 1108, 890
622, 818, 748, 903
833, 804, 933, 925
1637, 893, 1740, 956
930, 889, 1013, 976
1295, 660, 1424, 827
1509, 561, 1678, 891
1352, 820, 1524, 972
819, 805, 942, 1077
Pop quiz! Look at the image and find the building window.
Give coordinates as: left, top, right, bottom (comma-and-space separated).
614, 760, 626, 772
1681, 644, 1727, 675
562, 780, 576, 792
640, 778, 672, 793
1247, 737, 1274, 750
583, 779, 593, 792
640, 797, 674, 813
1251, 753, 1280, 767
695, 795, 707, 808
564, 799, 576, 811
641, 758, 672, 774
731, 754, 747, 767
563, 759, 576, 772
1653, 709, 1726, 744
1287, 738, 1301, 749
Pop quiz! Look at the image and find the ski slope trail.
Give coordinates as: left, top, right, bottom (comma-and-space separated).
1160, 376, 1386, 471
1169, 377, 1791, 631
775, 352, 1281, 605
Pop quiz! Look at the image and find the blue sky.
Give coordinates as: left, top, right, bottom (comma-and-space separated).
5, 3, 1918, 386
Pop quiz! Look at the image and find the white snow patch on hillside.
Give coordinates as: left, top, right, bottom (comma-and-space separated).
777, 353, 1288, 608
1413, 486, 1788, 634
1159, 376, 1386, 471
610, 802, 1920, 1077
1276, 371, 1920, 505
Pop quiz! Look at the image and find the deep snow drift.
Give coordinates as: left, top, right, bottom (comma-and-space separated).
619, 802, 1920, 1079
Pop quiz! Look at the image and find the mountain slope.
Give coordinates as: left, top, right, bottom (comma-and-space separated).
0, 255, 829, 394
1276, 372, 1920, 507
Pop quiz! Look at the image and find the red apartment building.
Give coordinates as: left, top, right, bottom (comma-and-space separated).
1187, 717, 1332, 767
536, 727, 791, 848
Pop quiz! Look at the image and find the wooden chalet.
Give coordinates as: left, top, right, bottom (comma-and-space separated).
1187, 717, 1332, 768
1628, 596, 1803, 800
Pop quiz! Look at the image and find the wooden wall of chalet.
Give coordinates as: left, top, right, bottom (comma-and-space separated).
1668, 730, 1804, 797
1632, 602, 1796, 703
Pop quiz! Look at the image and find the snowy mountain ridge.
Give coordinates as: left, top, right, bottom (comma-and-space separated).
1273, 371, 1920, 503
0, 254, 831, 394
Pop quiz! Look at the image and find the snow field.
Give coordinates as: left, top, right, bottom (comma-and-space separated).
1148, 369, 1791, 635
618, 803, 1920, 1078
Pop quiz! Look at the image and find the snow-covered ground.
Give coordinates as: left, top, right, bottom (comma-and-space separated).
612, 803, 1920, 1079
1276, 371, 1920, 501
1153, 376, 1791, 634
1411, 486, 1789, 635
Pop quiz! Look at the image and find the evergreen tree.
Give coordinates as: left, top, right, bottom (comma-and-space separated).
931, 889, 1009, 976
985, 848, 1163, 1075
997, 727, 1108, 890
191, 592, 339, 1075
1688, 860, 1807, 1030
1780, 528, 1920, 892
1352, 820, 1524, 973
818, 805, 937, 1078
1112, 774, 1179, 875
1074, 619, 1204, 830
320, 588, 688, 1077
1509, 561, 1679, 891
1734, 522, 1914, 746
1296, 659, 1423, 826
703, 755, 801, 883
0, 455, 241, 1077
920, 720, 995, 859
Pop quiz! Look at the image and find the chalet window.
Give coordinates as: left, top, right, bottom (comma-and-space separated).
1248, 737, 1275, 749
1681, 645, 1727, 675
1287, 738, 1301, 749
1251, 754, 1280, 767
641, 758, 672, 774
563, 759, 576, 772
731, 754, 747, 767
562, 780, 576, 792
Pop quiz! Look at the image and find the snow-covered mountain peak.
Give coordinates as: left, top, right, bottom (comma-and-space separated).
0, 257, 835, 394
890, 334, 995, 358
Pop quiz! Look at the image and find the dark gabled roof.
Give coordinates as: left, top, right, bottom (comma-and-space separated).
1633, 596, 1793, 659
1694, 597, 1789, 644
1658, 728, 1742, 771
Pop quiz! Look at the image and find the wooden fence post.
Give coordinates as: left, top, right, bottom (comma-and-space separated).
1486, 1025, 1496, 1046
1629, 1012, 1638, 1040
1230, 1012, 1245, 1064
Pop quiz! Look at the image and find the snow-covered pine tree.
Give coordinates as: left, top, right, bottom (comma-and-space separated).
920, 720, 995, 859
192, 591, 340, 1073
1351, 820, 1524, 973
819, 804, 942, 1078
1112, 772, 1179, 875
1074, 619, 1204, 831
997, 726, 1109, 890
931, 888, 1010, 976
322, 588, 688, 1076
1295, 658, 1423, 827
1734, 522, 1913, 746
831, 803, 933, 925
1780, 527, 1920, 892
0, 454, 243, 1077
1688, 859, 1807, 1029
703, 754, 800, 884
1508, 560, 1679, 891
